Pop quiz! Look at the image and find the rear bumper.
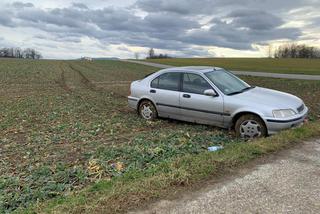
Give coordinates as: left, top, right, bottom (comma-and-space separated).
128, 96, 139, 110
264, 107, 308, 134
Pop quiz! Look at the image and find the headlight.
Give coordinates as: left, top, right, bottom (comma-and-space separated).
273, 109, 296, 118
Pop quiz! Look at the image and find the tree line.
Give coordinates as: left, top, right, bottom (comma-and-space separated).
146, 48, 171, 59
274, 43, 320, 58
133, 48, 171, 60
0, 47, 42, 59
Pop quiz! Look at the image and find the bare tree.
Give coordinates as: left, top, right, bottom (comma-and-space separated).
0, 48, 9, 57
274, 43, 320, 59
8, 48, 14, 58
148, 48, 155, 59
267, 44, 273, 58
13, 48, 21, 58
134, 52, 140, 60
35, 51, 42, 59
0, 47, 42, 59
23, 48, 32, 59
146, 48, 171, 59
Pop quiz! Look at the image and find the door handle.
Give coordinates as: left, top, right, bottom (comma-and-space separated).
183, 94, 191, 98
150, 89, 156, 93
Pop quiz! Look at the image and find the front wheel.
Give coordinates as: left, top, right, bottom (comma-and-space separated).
138, 100, 158, 120
235, 114, 267, 138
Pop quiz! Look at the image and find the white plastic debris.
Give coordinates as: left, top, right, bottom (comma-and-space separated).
208, 145, 223, 152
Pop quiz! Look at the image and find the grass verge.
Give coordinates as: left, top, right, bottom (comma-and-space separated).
20, 121, 320, 214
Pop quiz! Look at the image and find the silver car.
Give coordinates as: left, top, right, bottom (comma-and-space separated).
128, 66, 308, 138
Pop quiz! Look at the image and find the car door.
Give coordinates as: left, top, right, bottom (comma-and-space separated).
149, 72, 181, 118
179, 73, 224, 126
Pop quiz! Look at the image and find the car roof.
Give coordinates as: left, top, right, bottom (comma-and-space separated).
159, 66, 223, 74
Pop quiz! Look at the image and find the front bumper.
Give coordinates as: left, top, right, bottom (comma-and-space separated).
264, 107, 309, 134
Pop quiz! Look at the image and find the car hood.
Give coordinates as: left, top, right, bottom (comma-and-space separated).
230, 87, 303, 111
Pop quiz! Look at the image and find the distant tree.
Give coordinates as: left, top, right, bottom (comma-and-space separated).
0, 48, 9, 57
274, 43, 320, 59
7, 48, 14, 58
148, 48, 155, 59
0, 47, 42, 59
134, 52, 140, 60
35, 52, 42, 59
267, 44, 273, 58
146, 48, 171, 59
23, 48, 32, 59
14, 48, 23, 58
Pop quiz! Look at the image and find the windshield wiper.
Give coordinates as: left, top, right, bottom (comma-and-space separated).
227, 86, 256, 96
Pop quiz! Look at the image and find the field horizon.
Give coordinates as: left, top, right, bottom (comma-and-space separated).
145, 57, 320, 75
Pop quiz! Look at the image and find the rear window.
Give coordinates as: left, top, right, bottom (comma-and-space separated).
151, 72, 180, 91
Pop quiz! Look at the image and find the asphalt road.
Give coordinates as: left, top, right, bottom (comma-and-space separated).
130, 139, 320, 214
121, 59, 320, 80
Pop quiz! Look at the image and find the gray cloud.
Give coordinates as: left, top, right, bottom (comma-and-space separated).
175, 47, 216, 58
136, 0, 210, 15
170, 9, 302, 50
227, 9, 283, 30
309, 16, 320, 28
12, 1, 34, 8
0, 0, 318, 58
135, 0, 319, 15
72, 3, 89, 10
0, 12, 14, 27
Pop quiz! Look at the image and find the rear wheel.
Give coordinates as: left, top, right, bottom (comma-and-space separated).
138, 100, 157, 120
235, 114, 267, 138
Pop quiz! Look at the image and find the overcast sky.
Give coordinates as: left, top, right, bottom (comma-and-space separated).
0, 0, 319, 59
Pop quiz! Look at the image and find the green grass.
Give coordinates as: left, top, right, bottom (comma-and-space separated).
146, 58, 320, 75
0, 58, 320, 213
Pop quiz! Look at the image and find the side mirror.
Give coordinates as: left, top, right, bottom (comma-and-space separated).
204, 89, 217, 97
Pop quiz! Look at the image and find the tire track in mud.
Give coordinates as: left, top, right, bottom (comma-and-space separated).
56, 62, 72, 92
68, 61, 132, 94
57, 62, 133, 116
52, 62, 183, 148
57, 62, 126, 97
68, 63, 129, 99
56, 62, 103, 115
68, 64, 98, 91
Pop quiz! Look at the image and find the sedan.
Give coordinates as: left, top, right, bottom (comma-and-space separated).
128, 66, 308, 138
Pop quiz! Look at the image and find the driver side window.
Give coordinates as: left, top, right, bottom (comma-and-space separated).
182, 73, 212, 95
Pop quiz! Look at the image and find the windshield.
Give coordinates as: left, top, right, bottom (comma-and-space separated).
204, 69, 251, 95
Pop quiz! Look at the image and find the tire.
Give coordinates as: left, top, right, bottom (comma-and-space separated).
138, 100, 158, 120
235, 114, 267, 138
